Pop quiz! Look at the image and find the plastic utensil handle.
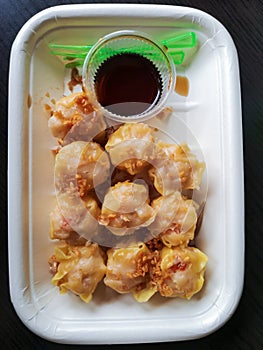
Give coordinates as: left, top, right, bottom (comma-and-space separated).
162, 32, 196, 48
64, 51, 184, 68
49, 31, 196, 54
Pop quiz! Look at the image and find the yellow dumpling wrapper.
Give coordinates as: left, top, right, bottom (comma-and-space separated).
55, 140, 110, 194
156, 246, 208, 299
54, 141, 109, 239
99, 181, 155, 236
149, 142, 205, 195
49, 195, 100, 244
149, 192, 197, 247
105, 123, 156, 175
52, 243, 106, 303
48, 92, 106, 141
104, 243, 157, 302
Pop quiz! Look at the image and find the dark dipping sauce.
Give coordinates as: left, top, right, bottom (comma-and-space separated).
94, 53, 162, 116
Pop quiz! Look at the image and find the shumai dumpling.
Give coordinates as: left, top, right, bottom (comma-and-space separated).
54, 141, 108, 238
151, 246, 207, 299
49, 205, 86, 245
76, 141, 110, 195
149, 142, 205, 195
148, 149, 182, 196
99, 181, 155, 236
55, 140, 110, 196
54, 192, 100, 241
148, 192, 197, 247
50, 193, 101, 244
48, 92, 106, 141
104, 243, 157, 302
50, 204, 75, 241
52, 242, 106, 302
62, 109, 107, 146
105, 123, 156, 175
48, 92, 93, 138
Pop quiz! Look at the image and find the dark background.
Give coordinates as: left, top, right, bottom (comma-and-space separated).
1, 0, 262, 349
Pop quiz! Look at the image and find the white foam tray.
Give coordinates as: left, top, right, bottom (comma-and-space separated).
8, 4, 244, 344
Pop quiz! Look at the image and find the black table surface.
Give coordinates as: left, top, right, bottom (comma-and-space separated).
1, 0, 262, 349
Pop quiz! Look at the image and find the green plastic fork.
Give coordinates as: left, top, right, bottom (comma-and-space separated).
49, 31, 197, 68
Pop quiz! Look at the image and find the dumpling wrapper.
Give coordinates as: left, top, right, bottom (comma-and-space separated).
54, 141, 109, 239
104, 243, 157, 302
48, 92, 94, 139
154, 246, 207, 299
49, 205, 87, 245
52, 242, 106, 303
49, 204, 75, 241
62, 109, 107, 146
149, 142, 205, 195
148, 192, 197, 247
76, 141, 110, 195
99, 181, 155, 236
105, 123, 156, 175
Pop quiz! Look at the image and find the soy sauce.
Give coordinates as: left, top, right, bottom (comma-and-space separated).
94, 53, 162, 116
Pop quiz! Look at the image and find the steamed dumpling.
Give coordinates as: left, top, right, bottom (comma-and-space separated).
54, 141, 109, 238
48, 92, 94, 139
62, 109, 107, 146
151, 246, 207, 299
49, 205, 87, 245
99, 181, 155, 236
104, 243, 157, 302
148, 147, 182, 196
49, 204, 75, 241
49, 192, 101, 244
76, 141, 110, 195
52, 242, 106, 302
149, 142, 205, 195
148, 192, 197, 247
55, 140, 110, 196
105, 123, 156, 175
48, 92, 106, 141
